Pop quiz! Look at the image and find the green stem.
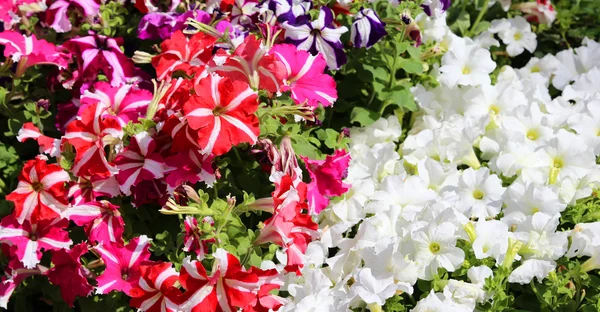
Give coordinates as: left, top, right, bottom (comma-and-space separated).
469, 0, 490, 36
530, 282, 556, 312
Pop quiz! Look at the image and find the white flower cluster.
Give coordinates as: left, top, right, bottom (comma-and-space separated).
274, 13, 600, 312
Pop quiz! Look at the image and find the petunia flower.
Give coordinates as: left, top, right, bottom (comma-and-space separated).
489, 16, 537, 57
79, 82, 153, 127
114, 131, 165, 195
63, 33, 139, 87
179, 249, 279, 311
271, 43, 337, 107
268, 0, 311, 24
0, 216, 72, 268
62, 200, 124, 244
44, 0, 100, 33
164, 149, 216, 192
0, 30, 69, 76
183, 74, 259, 156
438, 37, 496, 87
282, 7, 348, 69
5, 157, 70, 224
182, 216, 215, 260
350, 8, 387, 49
64, 102, 123, 179
231, 0, 259, 27
138, 10, 211, 41
513, 0, 556, 25
421, 0, 451, 18
68, 175, 120, 205
129, 262, 182, 312
94, 235, 152, 295
301, 149, 351, 214
152, 30, 217, 81
46, 243, 94, 307
210, 35, 286, 93
16, 123, 61, 157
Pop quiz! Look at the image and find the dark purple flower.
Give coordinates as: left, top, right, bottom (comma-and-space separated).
138, 10, 211, 40
282, 7, 348, 69
351, 8, 387, 49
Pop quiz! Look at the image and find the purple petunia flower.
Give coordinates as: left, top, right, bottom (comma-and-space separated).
138, 10, 211, 41
351, 8, 387, 49
268, 0, 312, 25
282, 7, 348, 69
422, 0, 451, 18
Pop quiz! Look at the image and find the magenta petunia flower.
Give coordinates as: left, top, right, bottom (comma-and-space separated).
301, 149, 351, 214
94, 235, 151, 295
63, 200, 125, 244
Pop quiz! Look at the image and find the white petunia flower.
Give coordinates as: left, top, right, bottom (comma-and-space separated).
456, 167, 505, 218
439, 37, 496, 87
412, 221, 465, 280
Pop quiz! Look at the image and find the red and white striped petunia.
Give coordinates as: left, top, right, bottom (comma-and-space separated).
272, 43, 338, 108
68, 175, 120, 205
62, 200, 124, 244
79, 82, 153, 127
210, 35, 286, 93
114, 131, 165, 195
16, 123, 61, 157
183, 74, 260, 156
152, 30, 217, 81
164, 149, 216, 192
64, 102, 123, 178
0, 216, 72, 268
179, 249, 277, 312
129, 262, 182, 312
94, 235, 151, 295
5, 157, 70, 224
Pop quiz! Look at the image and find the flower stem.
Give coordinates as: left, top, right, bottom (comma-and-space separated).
469, 0, 490, 36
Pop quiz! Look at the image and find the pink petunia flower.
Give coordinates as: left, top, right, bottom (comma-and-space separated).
5, 157, 70, 224
164, 149, 216, 192
94, 235, 151, 295
62, 200, 124, 244
0, 30, 69, 76
272, 43, 338, 108
301, 149, 351, 214
46, 243, 94, 307
63, 33, 139, 86
68, 175, 120, 205
44, 0, 100, 33
114, 131, 165, 195
79, 82, 153, 127
0, 216, 72, 268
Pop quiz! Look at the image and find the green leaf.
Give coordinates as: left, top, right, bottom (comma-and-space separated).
350, 107, 381, 127
398, 58, 423, 74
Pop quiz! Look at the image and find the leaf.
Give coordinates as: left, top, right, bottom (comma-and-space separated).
471, 21, 491, 36
350, 107, 381, 127
452, 11, 471, 36
398, 58, 423, 74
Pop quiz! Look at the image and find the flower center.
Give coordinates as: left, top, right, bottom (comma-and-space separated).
429, 242, 441, 254
310, 29, 321, 37
526, 129, 539, 140
31, 182, 44, 192
553, 158, 564, 169
489, 105, 500, 114
213, 106, 226, 116
462, 66, 471, 75
513, 32, 523, 40
531, 207, 540, 214
531, 65, 541, 73
472, 189, 484, 200
28, 233, 38, 241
